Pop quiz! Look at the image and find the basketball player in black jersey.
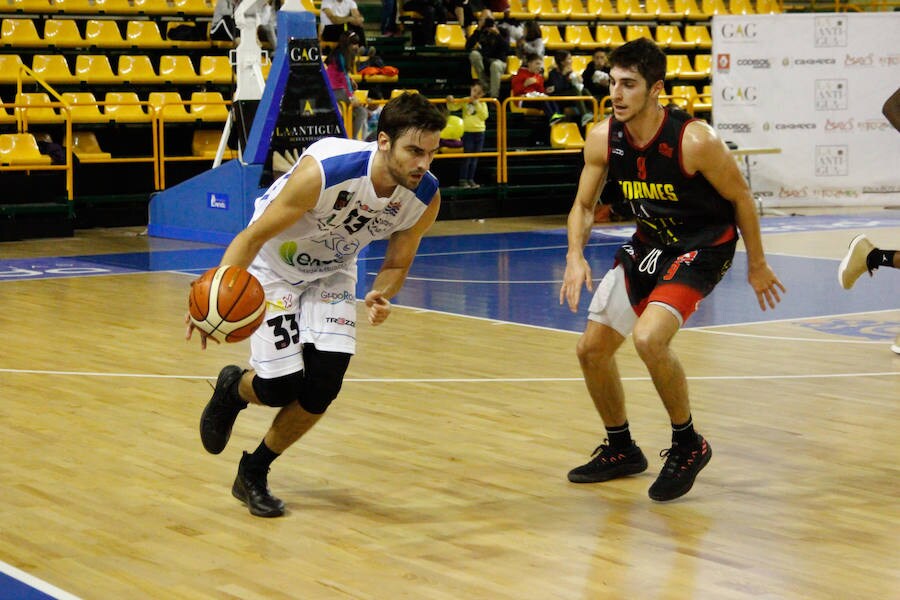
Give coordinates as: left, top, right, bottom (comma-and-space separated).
559, 38, 786, 502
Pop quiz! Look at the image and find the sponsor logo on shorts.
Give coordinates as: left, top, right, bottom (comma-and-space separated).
325, 316, 356, 327
320, 290, 355, 304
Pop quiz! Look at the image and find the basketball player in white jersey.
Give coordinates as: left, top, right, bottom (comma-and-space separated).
187, 92, 446, 517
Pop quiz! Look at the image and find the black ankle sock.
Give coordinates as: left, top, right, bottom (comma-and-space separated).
866, 249, 896, 272
672, 417, 699, 447
246, 440, 280, 472
606, 422, 633, 450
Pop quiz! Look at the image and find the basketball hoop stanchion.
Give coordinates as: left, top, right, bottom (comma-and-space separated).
730, 147, 782, 216
148, 8, 344, 244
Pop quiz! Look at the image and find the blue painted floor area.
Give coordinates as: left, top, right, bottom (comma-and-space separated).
0, 571, 59, 600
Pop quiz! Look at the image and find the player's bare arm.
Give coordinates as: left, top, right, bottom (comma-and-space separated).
560, 120, 611, 312
220, 156, 322, 269
366, 191, 442, 325
683, 120, 786, 310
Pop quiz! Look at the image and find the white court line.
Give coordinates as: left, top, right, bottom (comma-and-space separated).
0, 560, 82, 600
0, 368, 895, 382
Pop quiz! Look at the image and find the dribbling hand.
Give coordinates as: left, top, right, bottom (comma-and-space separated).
365, 290, 392, 325
185, 313, 219, 350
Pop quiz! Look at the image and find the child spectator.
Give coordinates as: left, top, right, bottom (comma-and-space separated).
447, 81, 489, 188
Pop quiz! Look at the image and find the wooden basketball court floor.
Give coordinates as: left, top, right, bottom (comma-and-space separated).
0, 212, 898, 599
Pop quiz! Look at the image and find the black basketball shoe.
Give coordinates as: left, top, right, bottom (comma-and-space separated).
648, 435, 712, 502
232, 451, 285, 518
200, 365, 247, 454
567, 441, 649, 483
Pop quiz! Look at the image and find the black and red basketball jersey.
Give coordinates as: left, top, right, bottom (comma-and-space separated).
607, 106, 737, 251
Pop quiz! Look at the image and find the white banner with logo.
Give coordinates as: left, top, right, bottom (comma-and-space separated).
711, 13, 900, 207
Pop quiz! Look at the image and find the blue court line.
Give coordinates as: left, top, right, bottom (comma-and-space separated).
0, 562, 81, 600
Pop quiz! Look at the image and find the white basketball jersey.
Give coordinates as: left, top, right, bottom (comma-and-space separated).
248, 138, 439, 285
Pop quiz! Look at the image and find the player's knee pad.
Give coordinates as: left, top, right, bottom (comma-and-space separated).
298, 344, 351, 415
252, 371, 305, 407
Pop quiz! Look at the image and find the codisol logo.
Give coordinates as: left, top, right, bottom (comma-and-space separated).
736, 58, 771, 69
716, 122, 752, 133
814, 16, 847, 48
815, 79, 848, 111
815, 145, 848, 177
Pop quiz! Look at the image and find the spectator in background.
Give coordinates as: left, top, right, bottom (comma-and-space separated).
483, 0, 509, 18
511, 52, 562, 122
546, 50, 587, 124
401, 0, 448, 45
324, 31, 368, 139
320, 0, 367, 45
447, 80, 489, 188
582, 49, 611, 103
516, 20, 544, 59
381, 0, 399, 36
466, 16, 509, 99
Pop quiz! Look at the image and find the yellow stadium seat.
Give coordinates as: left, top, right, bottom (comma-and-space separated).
645, 0, 683, 19
74, 54, 119, 84
668, 85, 697, 110
565, 25, 601, 51
701, 0, 729, 15
564, 0, 594, 20
729, 0, 754, 13
0, 133, 52, 165
149, 91, 194, 122
192, 129, 236, 158
541, 24, 574, 50
90, 0, 147, 14
674, 0, 709, 19
7, 1, 55, 13
117, 54, 160, 84
625, 25, 653, 43
30, 54, 79, 84
591, 0, 627, 19
85, 19, 128, 48
689, 54, 711, 78
52, 0, 106, 13
756, 0, 781, 13
655, 25, 695, 50
189, 91, 229, 121
61, 92, 109, 123
571, 54, 590, 73
199, 55, 232, 84
506, 0, 534, 20
1, 18, 45, 47
104, 91, 151, 123
528, 0, 568, 20
684, 25, 712, 49
125, 20, 173, 48
665, 54, 691, 79
127, 0, 177, 15
435, 23, 466, 50
43, 19, 84, 48
158, 54, 200, 83
594, 25, 625, 49
15, 92, 66, 124
0, 97, 16, 125
617, 0, 654, 20
694, 85, 712, 112
0, 54, 28, 84
68, 131, 112, 160
550, 122, 585, 149
173, 0, 214, 16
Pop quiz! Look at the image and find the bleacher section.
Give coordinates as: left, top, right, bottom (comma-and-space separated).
1, 0, 788, 237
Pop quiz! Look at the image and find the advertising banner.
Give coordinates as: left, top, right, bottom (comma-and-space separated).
711, 13, 900, 207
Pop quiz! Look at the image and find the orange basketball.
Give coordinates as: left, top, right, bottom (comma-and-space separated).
189, 265, 266, 343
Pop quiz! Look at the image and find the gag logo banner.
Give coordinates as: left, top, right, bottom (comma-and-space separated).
720, 86, 758, 105
719, 22, 759, 42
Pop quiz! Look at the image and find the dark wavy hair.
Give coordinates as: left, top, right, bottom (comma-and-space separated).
608, 38, 667, 89
377, 92, 447, 140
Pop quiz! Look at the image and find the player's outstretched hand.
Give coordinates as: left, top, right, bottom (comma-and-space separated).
365, 290, 392, 326
749, 263, 786, 311
185, 313, 219, 350
559, 255, 593, 313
